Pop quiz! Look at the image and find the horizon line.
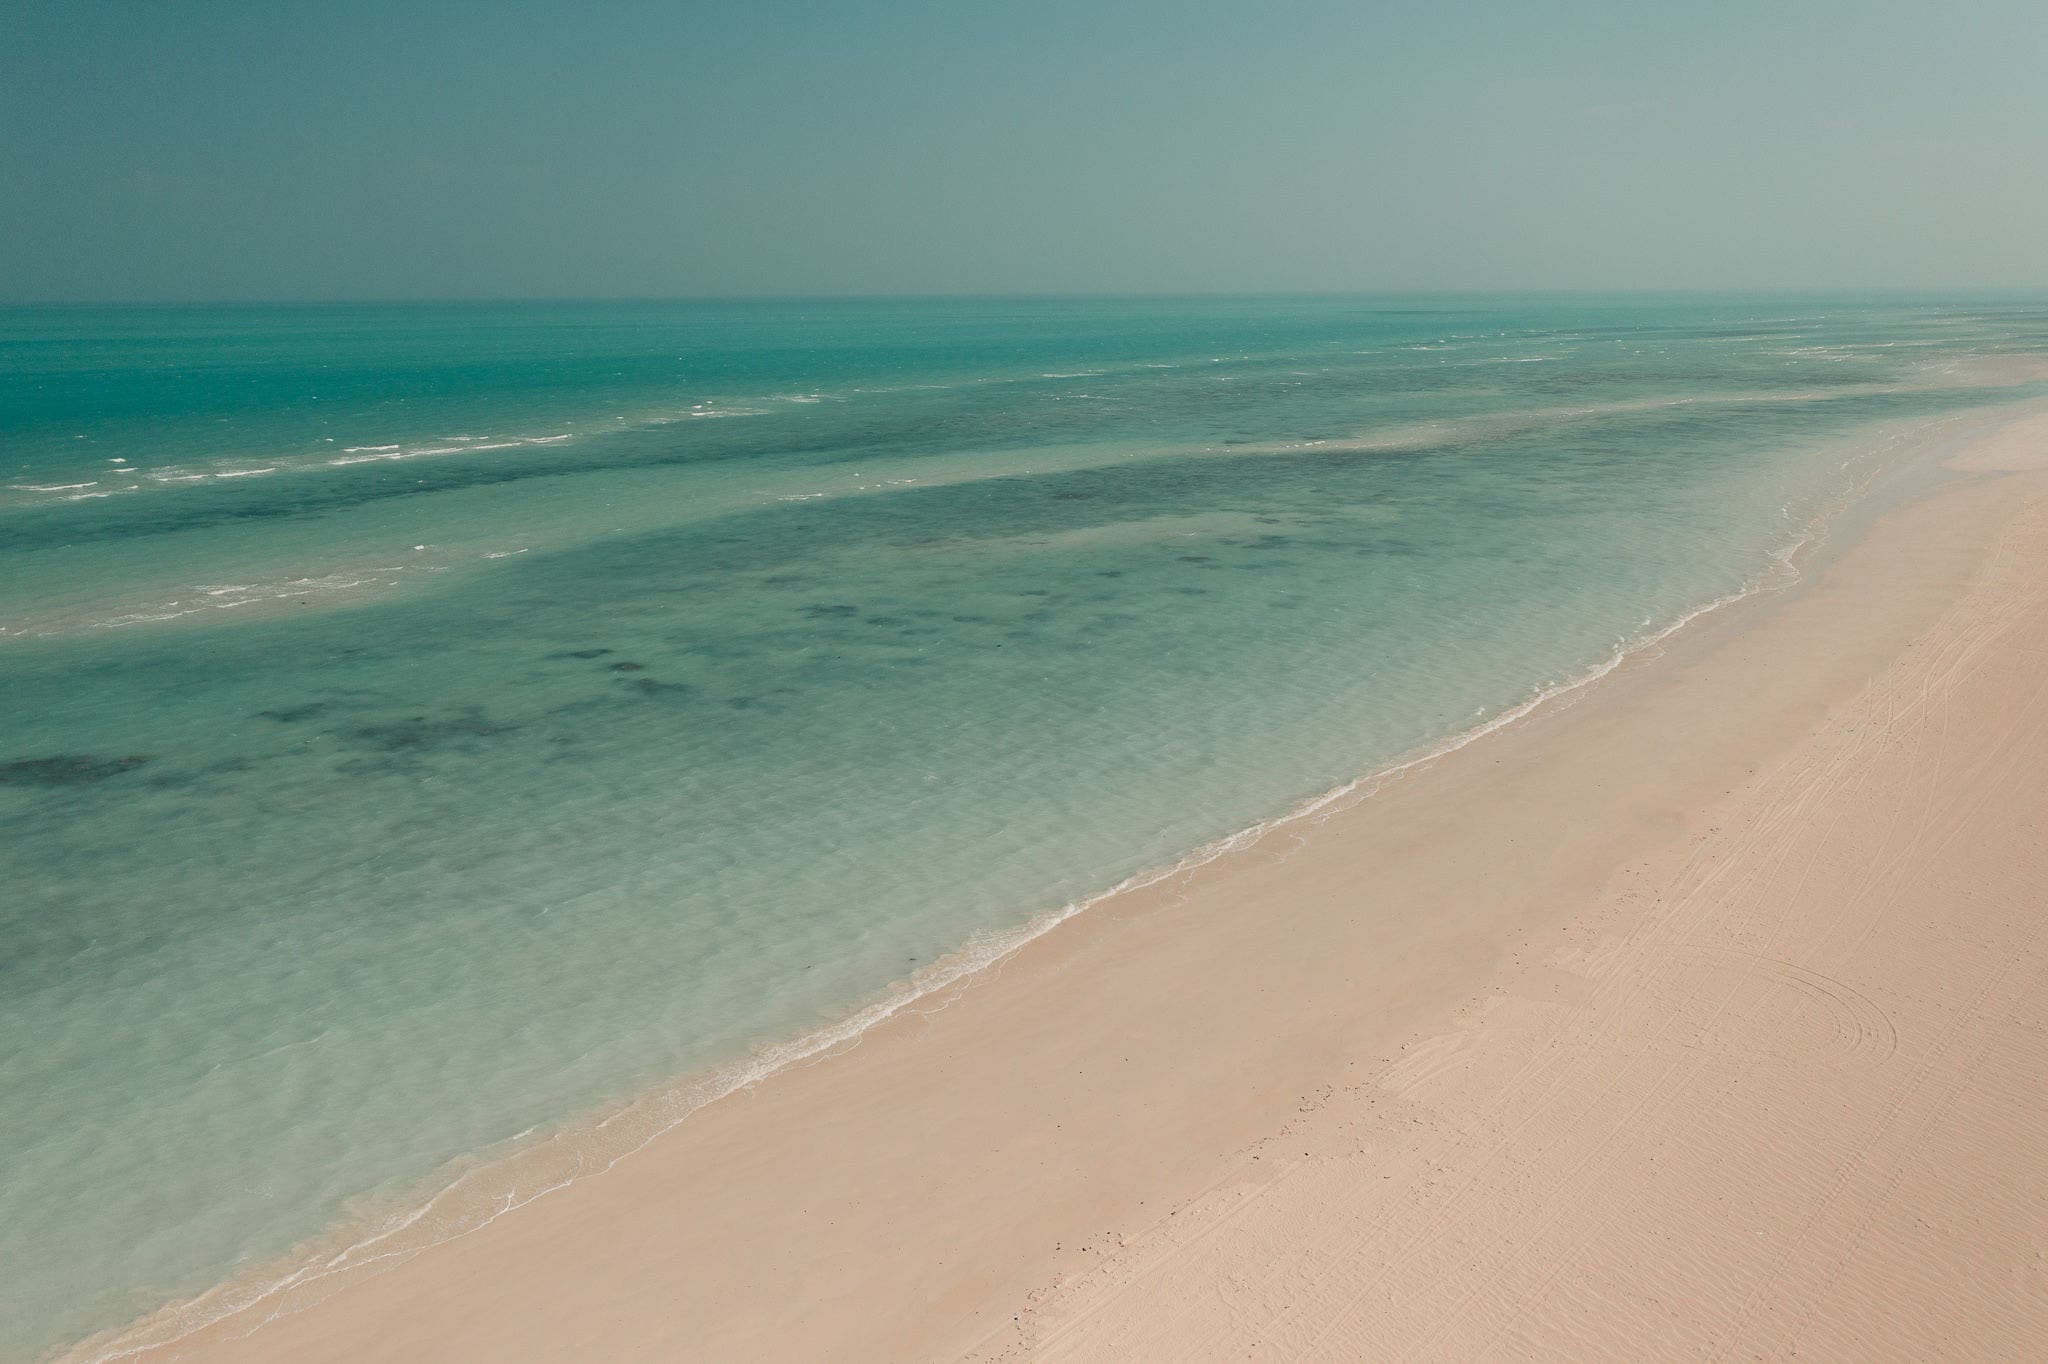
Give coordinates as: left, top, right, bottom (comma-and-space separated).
7, 284, 2048, 310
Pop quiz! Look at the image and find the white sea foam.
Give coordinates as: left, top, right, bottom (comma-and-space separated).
92, 606, 210, 629
17, 432, 585, 499
668, 405, 769, 420
24, 564, 426, 637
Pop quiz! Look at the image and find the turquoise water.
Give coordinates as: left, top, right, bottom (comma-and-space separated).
4, 295, 2046, 1358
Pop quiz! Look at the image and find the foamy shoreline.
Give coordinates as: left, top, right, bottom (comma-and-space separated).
70, 401, 2048, 1363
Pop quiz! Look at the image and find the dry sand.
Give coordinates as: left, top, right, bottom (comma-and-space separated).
114, 407, 2048, 1363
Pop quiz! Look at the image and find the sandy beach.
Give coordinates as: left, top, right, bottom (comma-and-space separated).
105, 403, 2048, 1363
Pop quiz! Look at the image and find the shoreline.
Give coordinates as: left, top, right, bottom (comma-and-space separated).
75, 401, 2048, 1362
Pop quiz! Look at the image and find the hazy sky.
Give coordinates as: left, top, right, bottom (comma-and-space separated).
4, 0, 2044, 301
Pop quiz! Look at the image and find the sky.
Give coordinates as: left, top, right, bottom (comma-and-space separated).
3, 0, 2045, 301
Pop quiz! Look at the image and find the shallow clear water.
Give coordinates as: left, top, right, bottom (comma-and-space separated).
4, 295, 2046, 1359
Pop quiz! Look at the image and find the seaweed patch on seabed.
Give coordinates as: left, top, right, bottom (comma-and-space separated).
0, 754, 153, 786
341, 710, 518, 754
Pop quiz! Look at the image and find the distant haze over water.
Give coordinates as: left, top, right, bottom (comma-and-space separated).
5, 1, 2048, 299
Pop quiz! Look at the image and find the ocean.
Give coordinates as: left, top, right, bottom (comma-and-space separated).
4, 294, 2045, 1359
